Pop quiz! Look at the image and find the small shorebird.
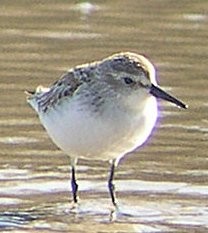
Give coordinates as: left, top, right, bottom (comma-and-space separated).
26, 52, 187, 206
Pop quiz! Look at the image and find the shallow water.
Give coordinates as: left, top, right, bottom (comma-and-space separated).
0, 0, 208, 232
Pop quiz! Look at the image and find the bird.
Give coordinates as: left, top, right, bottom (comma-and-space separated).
26, 52, 187, 207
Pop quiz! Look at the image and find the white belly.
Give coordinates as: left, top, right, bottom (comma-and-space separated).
39, 95, 158, 162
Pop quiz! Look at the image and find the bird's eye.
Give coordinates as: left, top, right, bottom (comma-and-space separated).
123, 77, 134, 85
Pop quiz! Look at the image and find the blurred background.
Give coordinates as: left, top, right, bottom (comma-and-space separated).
0, 0, 207, 232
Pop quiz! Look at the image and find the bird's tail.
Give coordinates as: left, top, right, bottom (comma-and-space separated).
25, 86, 49, 113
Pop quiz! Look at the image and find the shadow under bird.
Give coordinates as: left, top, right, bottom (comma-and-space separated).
26, 52, 187, 207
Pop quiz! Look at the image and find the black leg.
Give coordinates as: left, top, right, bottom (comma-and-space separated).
71, 165, 78, 203
108, 160, 117, 206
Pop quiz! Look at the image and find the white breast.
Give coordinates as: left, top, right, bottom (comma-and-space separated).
39, 94, 158, 162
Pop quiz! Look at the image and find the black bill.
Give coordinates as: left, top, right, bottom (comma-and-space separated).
150, 84, 188, 109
